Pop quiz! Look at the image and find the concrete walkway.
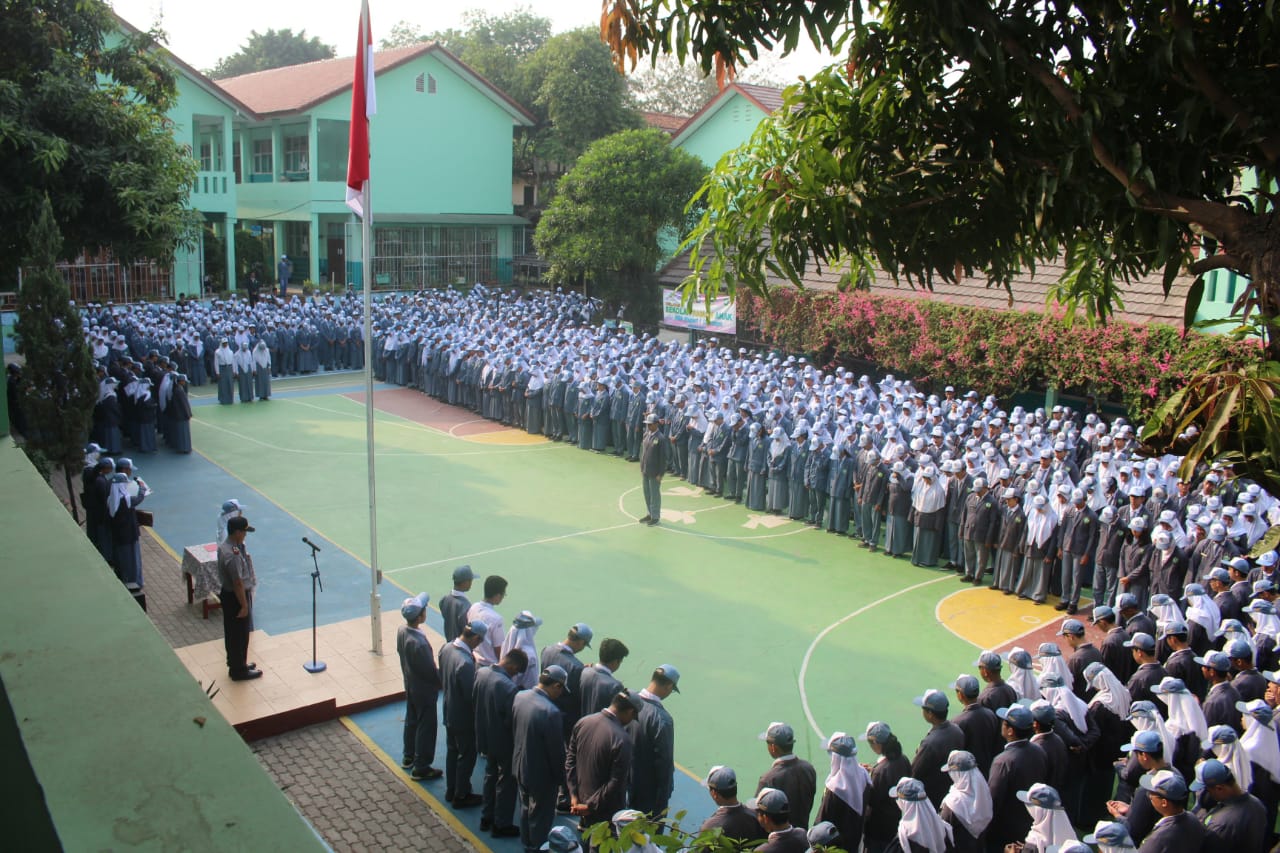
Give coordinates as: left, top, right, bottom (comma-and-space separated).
51, 469, 473, 853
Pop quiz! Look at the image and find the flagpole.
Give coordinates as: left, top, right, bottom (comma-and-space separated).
362, 178, 382, 655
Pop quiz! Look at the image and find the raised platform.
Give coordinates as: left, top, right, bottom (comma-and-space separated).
174, 612, 443, 741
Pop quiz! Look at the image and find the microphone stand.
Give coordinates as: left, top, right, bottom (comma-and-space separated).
303, 540, 326, 673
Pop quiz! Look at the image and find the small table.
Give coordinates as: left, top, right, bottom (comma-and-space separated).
181, 543, 222, 619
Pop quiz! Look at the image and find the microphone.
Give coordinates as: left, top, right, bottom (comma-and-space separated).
302, 536, 322, 552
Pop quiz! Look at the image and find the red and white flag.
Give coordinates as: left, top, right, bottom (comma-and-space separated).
345, 0, 376, 218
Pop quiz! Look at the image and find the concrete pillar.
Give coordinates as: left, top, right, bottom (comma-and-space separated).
309, 213, 322, 285
226, 216, 238, 296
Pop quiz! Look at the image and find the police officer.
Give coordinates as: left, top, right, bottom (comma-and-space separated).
216, 516, 260, 681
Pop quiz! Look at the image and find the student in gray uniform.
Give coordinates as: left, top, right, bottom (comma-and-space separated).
440, 620, 488, 808
566, 689, 643, 828
513, 665, 568, 853
397, 593, 443, 781
440, 564, 478, 643
475, 648, 528, 838
1191, 759, 1267, 853
750, 787, 810, 853
630, 664, 680, 818
577, 638, 629, 716
700, 765, 766, 842
758, 722, 818, 829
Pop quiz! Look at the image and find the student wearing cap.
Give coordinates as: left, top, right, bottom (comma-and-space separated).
1014, 782, 1076, 851
1191, 759, 1268, 853
441, 565, 479, 643
975, 652, 1018, 714
814, 733, 870, 852
1056, 489, 1098, 615
638, 413, 667, 525
700, 765, 766, 842
1119, 594, 1158, 645
987, 705, 1049, 853
467, 575, 508, 667
440, 620, 487, 808
540, 825, 582, 853
578, 638, 630, 716
1206, 566, 1242, 625
513, 666, 568, 853
951, 675, 1002, 775
1226, 639, 1267, 703
958, 477, 1001, 585
1236, 699, 1280, 839
474, 648, 529, 838
862, 722, 912, 853
1159, 621, 1205, 700
216, 514, 259, 680
751, 787, 810, 853
630, 665, 680, 819
1094, 505, 1125, 607
1124, 633, 1167, 704
1117, 517, 1154, 610
1058, 619, 1103, 700
910, 690, 967, 808
501, 610, 544, 690
566, 689, 643, 828
1197, 651, 1243, 733
938, 750, 990, 853
992, 487, 1027, 594
1014, 495, 1058, 604
1090, 607, 1131, 686
1106, 731, 1178, 846
1082, 663, 1132, 826
1150, 678, 1206, 783
540, 622, 594, 742
886, 777, 953, 853
758, 722, 818, 830
1081, 821, 1137, 853
397, 592, 444, 781
1134, 769, 1204, 852
1183, 584, 1221, 657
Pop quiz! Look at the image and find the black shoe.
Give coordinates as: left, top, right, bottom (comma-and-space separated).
1054, 601, 1070, 611
411, 767, 443, 781
1066, 604, 1078, 615
638, 515, 652, 524
492, 826, 521, 838
230, 669, 263, 681
479, 819, 493, 832
646, 518, 659, 526
453, 794, 484, 809
557, 801, 573, 814
402, 756, 414, 769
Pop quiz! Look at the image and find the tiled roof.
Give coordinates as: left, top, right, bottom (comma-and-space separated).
658, 245, 1192, 327
218, 44, 431, 114
643, 111, 688, 134
732, 82, 785, 114
217, 43, 535, 124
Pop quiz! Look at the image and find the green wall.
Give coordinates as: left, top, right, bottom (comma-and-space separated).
676, 92, 770, 168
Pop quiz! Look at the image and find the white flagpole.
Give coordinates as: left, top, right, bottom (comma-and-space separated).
362, 178, 382, 655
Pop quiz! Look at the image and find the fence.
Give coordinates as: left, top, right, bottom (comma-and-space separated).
29, 259, 208, 305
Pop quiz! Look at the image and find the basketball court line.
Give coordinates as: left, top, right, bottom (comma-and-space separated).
933, 587, 1093, 652
798, 576, 953, 741
614, 486, 818, 541
384, 521, 638, 575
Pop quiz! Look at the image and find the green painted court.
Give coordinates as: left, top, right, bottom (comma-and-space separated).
177, 373, 1068, 803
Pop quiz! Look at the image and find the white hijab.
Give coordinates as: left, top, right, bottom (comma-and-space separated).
1185, 592, 1221, 638
1044, 685, 1090, 734
942, 767, 992, 838
500, 620, 540, 690
1241, 714, 1280, 782
1158, 690, 1208, 742
896, 795, 953, 853
1026, 803, 1076, 849
1209, 737, 1254, 792
823, 734, 870, 814
1036, 652, 1072, 688
1009, 656, 1040, 701
1087, 666, 1131, 718
1026, 505, 1058, 549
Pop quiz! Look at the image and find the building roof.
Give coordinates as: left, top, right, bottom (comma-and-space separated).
112, 13, 261, 119
643, 111, 688, 134
217, 43, 535, 125
672, 82, 786, 145
658, 245, 1192, 327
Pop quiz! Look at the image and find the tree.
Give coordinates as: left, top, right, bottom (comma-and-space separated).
0, 0, 200, 284
211, 28, 335, 78
535, 129, 707, 323
602, 1, 1280, 359
628, 55, 718, 116
519, 28, 645, 196
14, 197, 98, 522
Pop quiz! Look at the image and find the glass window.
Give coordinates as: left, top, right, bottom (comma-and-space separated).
284, 134, 309, 175
252, 138, 273, 175
199, 140, 213, 171
315, 119, 350, 182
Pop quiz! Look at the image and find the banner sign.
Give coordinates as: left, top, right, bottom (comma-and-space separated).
661, 288, 736, 334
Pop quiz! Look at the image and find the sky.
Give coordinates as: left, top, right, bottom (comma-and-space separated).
108, 0, 834, 80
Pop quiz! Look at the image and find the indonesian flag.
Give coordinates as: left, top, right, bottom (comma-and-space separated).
345, 0, 376, 218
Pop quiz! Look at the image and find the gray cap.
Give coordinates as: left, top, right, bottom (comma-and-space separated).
1190, 759, 1234, 792
400, 592, 430, 622
1140, 769, 1188, 801
464, 619, 488, 637
1057, 618, 1085, 637
1083, 822, 1135, 846
541, 664, 571, 690
861, 721, 892, 743
569, 622, 593, 646
1121, 730, 1164, 754
940, 749, 977, 772
913, 689, 949, 715
452, 564, 478, 583
997, 705, 1034, 729
951, 674, 980, 698
760, 721, 795, 745
1123, 632, 1156, 653
889, 778, 929, 801
826, 735, 856, 757
653, 663, 681, 692
1029, 700, 1057, 725
807, 822, 839, 848
1227, 639, 1254, 660
748, 787, 790, 816
705, 765, 737, 792
1195, 651, 1231, 672
1017, 783, 1063, 809
539, 826, 582, 853
974, 650, 1003, 670
1091, 605, 1116, 624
